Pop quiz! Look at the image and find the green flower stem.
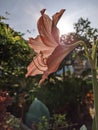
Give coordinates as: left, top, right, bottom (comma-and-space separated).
92, 69, 98, 130
80, 40, 98, 130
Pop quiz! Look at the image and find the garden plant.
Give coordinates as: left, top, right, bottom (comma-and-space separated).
26, 9, 98, 130
0, 8, 98, 130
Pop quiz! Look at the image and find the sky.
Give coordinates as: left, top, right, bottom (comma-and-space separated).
0, 0, 98, 40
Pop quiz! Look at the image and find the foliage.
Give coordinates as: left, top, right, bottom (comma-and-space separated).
0, 19, 38, 125
53, 114, 68, 129
0, 91, 30, 130
0, 19, 35, 92
0, 91, 13, 129
74, 18, 98, 129
74, 18, 98, 43
33, 76, 92, 115
73, 18, 98, 63
6, 114, 21, 130
37, 116, 49, 130
28, 73, 93, 130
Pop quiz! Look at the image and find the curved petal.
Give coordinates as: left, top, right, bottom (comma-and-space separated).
46, 44, 77, 73
37, 10, 59, 46
29, 36, 47, 53
52, 9, 65, 43
26, 54, 48, 77
26, 60, 43, 77
39, 42, 78, 84
29, 36, 56, 57
52, 9, 65, 26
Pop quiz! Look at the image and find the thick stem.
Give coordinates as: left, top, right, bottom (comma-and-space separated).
92, 69, 98, 130
62, 66, 65, 81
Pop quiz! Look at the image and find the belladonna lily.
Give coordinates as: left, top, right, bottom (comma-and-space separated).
26, 9, 79, 84
26, 9, 98, 129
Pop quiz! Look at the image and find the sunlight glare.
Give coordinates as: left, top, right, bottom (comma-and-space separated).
58, 20, 74, 36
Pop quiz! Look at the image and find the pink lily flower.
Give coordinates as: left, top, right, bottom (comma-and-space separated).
26, 9, 79, 85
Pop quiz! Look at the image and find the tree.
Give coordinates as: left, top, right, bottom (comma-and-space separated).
74, 17, 98, 43
0, 18, 34, 91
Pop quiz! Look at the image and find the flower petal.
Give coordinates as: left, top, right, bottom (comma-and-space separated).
52, 9, 65, 43
26, 9, 68, 85
52, 9, 65, 26
29, 36, 56, 57
37, 9, 59, 46
29, 36, 47, 53
39, 42, 78, 84
26, 53, 48, 77
47, 44, 77, 73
